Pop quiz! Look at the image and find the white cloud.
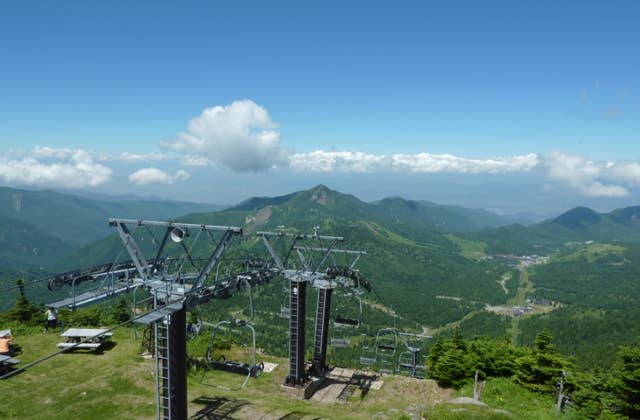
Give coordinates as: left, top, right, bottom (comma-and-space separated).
290, 151, 386, 172
608, 162, 640, 185
389, 152, 539, 173
32, 146, 76, 160
174, 169, 191, 182
118, 152, 169, 162
181, 155, 210, 167
290, 150, 539, 174
128, 168, 191, 185
290, 149, 640, 198
0, 148, 112, 188
542, 151, 629, 197
162, 99, 288, 172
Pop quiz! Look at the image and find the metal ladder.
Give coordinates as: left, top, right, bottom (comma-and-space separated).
289, 284, 300, 382
312, 288, 332, 375
154, 317, 171, 419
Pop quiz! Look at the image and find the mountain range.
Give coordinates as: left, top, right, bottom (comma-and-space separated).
2, 184, 640, 369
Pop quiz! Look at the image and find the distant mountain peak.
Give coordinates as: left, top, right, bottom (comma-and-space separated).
310, 185, 331, 206
552, 206, 601, 229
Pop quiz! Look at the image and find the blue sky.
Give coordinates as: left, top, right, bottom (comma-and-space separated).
1, 1, 639, 212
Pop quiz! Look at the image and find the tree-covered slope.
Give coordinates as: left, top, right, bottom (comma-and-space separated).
19, 185, 514, 330
471, 205, 640, 254
0, 186, 223, 245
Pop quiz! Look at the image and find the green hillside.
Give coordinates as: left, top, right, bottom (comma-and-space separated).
0, 186, 223, 245
43, 186, 515, 332
0, 214, 74, 270
471, 205, 640, 254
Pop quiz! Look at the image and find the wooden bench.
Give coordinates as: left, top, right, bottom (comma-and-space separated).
57, 328, 113, 351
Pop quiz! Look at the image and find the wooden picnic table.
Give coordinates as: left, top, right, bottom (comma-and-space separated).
58, 328, 113, 350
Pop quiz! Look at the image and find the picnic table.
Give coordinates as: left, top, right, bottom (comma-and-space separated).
0, 353, 20, 375
57, 328, 113, 350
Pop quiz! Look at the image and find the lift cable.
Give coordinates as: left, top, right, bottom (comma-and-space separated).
0, 300, 183, 380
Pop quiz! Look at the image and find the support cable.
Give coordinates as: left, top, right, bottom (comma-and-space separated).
0, 301, 184, 380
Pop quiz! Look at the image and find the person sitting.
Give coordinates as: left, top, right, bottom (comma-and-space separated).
0, 332, 13, 356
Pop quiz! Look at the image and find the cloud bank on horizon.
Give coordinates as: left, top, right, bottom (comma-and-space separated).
0, 100, 638, 198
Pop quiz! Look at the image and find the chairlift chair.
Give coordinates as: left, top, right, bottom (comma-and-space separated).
379, 357, 396, 375
375, 328, 398, 356
329, 291, 363, 348
201, 319, 264, 389
279, 293, 290, 319
359, 334, 377, 367
396, 332, 429, 379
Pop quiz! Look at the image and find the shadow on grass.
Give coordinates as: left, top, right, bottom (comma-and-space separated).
309, 369, 378, 402
94, 340, 117, 354
278, 412, 321, 420
191, 396, 250, 419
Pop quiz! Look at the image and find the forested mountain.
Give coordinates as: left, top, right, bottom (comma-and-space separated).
0, 186, 224, 246
0, 186, 225, 271
0, 214, 75, 270
36, 185, 514, 329
471, 205, 640, 254
3, 185, 640, 373
3, 185, 640, 418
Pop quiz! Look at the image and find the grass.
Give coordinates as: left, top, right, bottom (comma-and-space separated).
0, 327, 450, 419
556, 243, 627, 264
0, 328, 156, 419
506, 267, 534, 306
446, 235, 487, 260
430, 377, 561, 420
1, 326, 562, 419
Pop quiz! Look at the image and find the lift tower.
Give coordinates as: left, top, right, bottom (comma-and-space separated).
257, 232, 368, 385
47, 219, 243, 419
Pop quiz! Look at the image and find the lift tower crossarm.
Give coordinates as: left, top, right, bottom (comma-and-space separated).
110, 220, 150, 280
257, 231, 344, 270
192, 229, 240, 291
294, 247, 367, 270
108, 218, 242, 292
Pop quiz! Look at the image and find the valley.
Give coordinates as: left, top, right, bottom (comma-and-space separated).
1, 185, 640, 418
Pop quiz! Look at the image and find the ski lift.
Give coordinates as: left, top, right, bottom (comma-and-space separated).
201, 319, 264, 389
279, 293, 290, 319
359, 333, 377, 367
375, 328, 398, 356
330, 290, 363, 348
379, 357, 395, 375
397, 332, 429, 379
186, 310, 202, 340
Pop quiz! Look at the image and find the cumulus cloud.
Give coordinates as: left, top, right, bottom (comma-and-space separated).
162, 99, 288, 172
542, 151, 630, 197
290, 150, 539, 174
0, 148, 112, 188
390, 153, 539, 174
289, 149, 640, 197
128, 168, 191, 186
290, 151, 386, 172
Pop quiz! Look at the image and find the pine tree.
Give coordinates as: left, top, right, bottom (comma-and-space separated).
514, 330, 571, 393
609, 345, 640, 418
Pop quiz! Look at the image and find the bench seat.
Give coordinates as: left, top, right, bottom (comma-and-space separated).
57, 342, 102, 349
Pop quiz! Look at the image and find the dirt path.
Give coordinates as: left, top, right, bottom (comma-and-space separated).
498, 272, 511, 295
